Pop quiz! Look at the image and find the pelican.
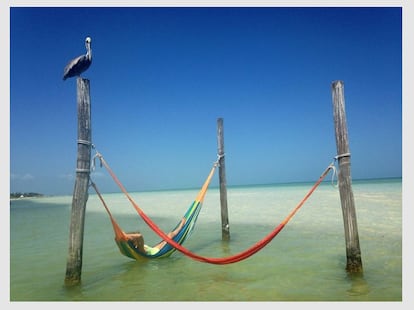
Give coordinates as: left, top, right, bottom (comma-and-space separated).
63, 37, 92, 80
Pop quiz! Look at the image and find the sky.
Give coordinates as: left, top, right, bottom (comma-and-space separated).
5, 3, 406, 196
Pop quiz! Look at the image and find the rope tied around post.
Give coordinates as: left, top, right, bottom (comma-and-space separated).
77, 139, 92, 146
334, 152, 351, 161
74, 141, 93, 173
214, 153, 225, 167
76, 168, 91, 173
329, 152, 351, 188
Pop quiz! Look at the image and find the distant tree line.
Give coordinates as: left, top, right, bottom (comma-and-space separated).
10, 192, 44, 199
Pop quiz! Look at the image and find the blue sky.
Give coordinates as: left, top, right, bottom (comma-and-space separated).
7, 5, 403, 196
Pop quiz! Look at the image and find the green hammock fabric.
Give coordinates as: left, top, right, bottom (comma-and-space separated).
92, 157, 217, 260
116, 199, 202, 259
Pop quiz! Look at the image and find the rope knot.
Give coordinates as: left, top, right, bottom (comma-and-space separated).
214, 153, 225, 167
91, 150, 103, 172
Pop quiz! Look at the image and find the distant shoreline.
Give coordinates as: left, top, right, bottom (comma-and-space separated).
10, 176, 402, 199
10, 192, 44, 200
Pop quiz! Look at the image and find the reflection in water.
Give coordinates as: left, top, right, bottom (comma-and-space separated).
347, 273, 370, 297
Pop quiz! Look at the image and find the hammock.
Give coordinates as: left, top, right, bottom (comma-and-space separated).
92, 150, 335, 264
91, 153, 218, 260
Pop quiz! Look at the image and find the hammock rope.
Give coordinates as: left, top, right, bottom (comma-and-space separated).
91, 148, 335, 264
92, 150, 217, 215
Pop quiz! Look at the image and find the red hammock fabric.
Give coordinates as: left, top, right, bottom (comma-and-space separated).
136, 164, 333, 264
95, 151, 333, 264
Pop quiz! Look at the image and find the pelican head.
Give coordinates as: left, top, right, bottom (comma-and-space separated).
85, 37, 92, 59
85, 37, 92, 50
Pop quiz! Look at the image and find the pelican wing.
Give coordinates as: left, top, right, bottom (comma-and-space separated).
63, 55, 91, 80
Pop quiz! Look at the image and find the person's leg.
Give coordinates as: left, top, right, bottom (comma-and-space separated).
154, 218, 187, 249
167, 218, 186, 238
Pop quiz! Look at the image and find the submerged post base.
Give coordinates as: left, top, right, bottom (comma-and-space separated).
346, 253, 363, 274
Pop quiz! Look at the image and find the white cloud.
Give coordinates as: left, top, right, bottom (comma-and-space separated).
10, 173, 34, 181
59, 173, 74, 181
22, 173, 34, 180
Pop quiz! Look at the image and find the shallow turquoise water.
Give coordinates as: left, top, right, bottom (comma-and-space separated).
9, 178, 402, 302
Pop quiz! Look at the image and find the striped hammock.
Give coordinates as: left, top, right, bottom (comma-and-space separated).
91, 156, 218, 260
115, 199, 202, 259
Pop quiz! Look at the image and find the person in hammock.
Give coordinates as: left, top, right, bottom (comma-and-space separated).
126, 218, 186, 255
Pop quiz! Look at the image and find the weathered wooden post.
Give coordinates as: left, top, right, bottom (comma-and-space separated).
331, 80, 363, 274
217, 118, 230, 241
64, 77, 92, 285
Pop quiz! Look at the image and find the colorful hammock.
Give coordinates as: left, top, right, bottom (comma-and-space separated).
92, 150, 334, 264
91, 153, 218, 260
